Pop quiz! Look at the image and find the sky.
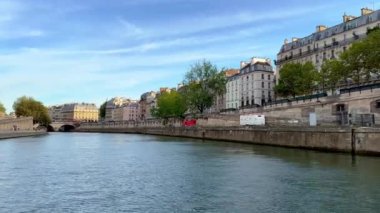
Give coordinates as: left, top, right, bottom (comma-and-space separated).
0, 0, 378, 111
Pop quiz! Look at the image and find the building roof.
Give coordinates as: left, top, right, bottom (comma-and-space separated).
279, 9, 380, 54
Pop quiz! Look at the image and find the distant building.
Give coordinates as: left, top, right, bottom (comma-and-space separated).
48, 105, 64, 122
139, 91, 157, 120
112, 102, 139, 121
105, 97, 132, 121
208, 69, 240, 113
60, 103, 99, 122
226, 57, 275, 109
276, 8, 380, 74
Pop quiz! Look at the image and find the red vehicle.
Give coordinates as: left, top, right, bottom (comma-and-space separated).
183, 119, 197, 127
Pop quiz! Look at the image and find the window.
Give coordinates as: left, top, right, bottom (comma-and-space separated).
268, 82, 271, 89
376, 101, 380, 109
262, 82, 264, 88
336, 104, 346, 112
268, 75, 271, 80
261, 74, 264, 79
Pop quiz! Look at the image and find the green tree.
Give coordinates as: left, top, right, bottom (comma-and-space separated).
13, 96, 51, 125
338, 27, 380, 83
319, 59, 346, 93
183, 60, 226, 114
275, 62, 318, 97
152, 90, 187, 120
0, 102, 5, 114
99, 101, 107, 119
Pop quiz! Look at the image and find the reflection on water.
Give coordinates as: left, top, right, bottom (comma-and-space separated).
0, 133, 379, 212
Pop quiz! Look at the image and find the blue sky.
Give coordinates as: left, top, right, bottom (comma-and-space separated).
0, 0, 377, 111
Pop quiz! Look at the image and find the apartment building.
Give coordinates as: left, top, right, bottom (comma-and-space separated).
60, 103, 98, 122
226, 57, 275, 109
276, 8, 380, 74
139, 91, 157, 120
112, 102, 139, 122
105, 97, 132, 121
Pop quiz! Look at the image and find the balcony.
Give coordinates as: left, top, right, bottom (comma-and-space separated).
275, 35, 366, 65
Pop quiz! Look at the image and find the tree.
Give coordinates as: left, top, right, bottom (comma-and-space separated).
0, 102, 5, 114
183, 60, 226, 114
275, 62, 318, 97
99, 101, 107, 119
319, 59, 346, 93
338, 27, 380, 83
152, 90, 187, 120
13, 96, 51, 125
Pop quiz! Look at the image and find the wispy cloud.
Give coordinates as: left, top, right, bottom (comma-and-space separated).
0, 0, 366, 111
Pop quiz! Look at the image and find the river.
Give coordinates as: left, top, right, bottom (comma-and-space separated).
0, 133, 379, 212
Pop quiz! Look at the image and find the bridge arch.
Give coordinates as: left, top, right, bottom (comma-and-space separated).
59, 124, 76, 132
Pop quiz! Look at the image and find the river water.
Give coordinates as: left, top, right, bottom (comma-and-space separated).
0, 133, 379, 212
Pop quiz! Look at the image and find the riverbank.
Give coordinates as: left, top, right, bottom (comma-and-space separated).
0, 131, 48, 140
75, 126, 380, 156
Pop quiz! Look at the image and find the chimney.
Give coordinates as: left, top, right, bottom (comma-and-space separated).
284, 39, 288, 44
361, 8, 374, 16
316, 25, 327, 32
343, 14, 357, 22
292, 37, 298, 42
240, 61, 247, 68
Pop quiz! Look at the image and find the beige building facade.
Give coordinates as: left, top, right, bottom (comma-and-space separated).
276, 8, 380, 73
60, 103, 99, 122
226, 57, 275, 109
112, 102, 139, 121
105, 97, 133, 121
139, 91, 157, 120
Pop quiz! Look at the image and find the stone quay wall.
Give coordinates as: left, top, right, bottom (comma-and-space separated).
0, 117, 34, 131
0, 131, 47, 140
76, 126, 380, 156
237, 87, 380, 127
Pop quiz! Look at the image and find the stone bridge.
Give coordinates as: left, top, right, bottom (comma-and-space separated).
47, 122, 79, 132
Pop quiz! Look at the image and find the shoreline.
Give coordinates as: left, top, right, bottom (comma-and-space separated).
0, 131, 48, 140
75, 126, 380, 156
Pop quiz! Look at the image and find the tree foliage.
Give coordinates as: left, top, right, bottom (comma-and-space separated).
99, 101, 107, 119
152, 91, 187, 119
183, 60, 226, 114
275, 62, 318, 97
0, 102, 5, 114
319, 59, 346, 92
322, 27, 380, 85
13, 96, 51, 125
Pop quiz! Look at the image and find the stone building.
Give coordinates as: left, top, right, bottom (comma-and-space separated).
112, 102, 139, 121
208, 69, 240, 113
61, 103, 98, 122
105, 97, 132, 122
139, 91, 157, 120
276, 8, 380, 73
226, 57, 275, 109
48, 105, 64, 122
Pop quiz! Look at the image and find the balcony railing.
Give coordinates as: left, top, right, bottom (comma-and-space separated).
275, 35, 366, 65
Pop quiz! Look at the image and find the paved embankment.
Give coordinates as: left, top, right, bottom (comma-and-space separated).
76, 126, 380, 156
0, 131, 47, 140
